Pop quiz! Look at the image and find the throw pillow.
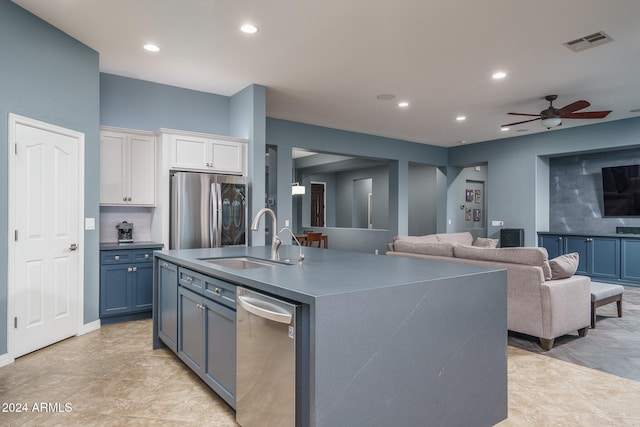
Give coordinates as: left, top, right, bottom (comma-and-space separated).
549, 252, 579, 280
472, 237, 499, 248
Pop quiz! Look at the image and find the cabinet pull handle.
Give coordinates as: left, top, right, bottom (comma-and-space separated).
115, 255, 120, 261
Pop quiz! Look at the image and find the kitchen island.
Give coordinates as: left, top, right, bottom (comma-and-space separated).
153, 245, 508, 427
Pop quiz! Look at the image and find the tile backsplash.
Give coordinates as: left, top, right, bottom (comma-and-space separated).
100, 206, 154, 242
549, 148, 640, 234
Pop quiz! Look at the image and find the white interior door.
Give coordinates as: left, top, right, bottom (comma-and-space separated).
9, 115, 84, 358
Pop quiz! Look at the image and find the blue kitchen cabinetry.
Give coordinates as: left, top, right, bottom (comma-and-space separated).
177, 267, 236, 408
157, 260, 178, 352
100, 243, 163, 323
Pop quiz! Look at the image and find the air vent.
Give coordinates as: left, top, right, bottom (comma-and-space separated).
563, 31, 613, 52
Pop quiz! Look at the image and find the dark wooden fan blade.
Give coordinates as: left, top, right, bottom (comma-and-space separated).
557, 100, 590, 115
562, 110, 612, 119
501, 117, 541, 127
507, 112, 541, 117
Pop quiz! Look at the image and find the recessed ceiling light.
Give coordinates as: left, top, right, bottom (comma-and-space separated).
398, 101, 409, 108
501, 127, 510, 131
240, 24, 258, 34
456, 116, 466, 121
377, 94, 396, 100
143, 44, 160, 52
492, 71, 506, 80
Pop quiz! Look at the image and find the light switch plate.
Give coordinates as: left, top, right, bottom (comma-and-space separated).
85, 217, 95, 230
491, 220, 504, 227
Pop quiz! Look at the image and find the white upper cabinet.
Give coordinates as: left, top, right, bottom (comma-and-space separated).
162, 130, 247, 175
100, 127, 156, 206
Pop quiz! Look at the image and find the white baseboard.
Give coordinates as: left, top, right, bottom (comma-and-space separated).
0, 352, 14, 368
78, 319, 101, 336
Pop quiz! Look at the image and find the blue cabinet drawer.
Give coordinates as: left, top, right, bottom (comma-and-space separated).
132, 249, 157, 263
178, 267, 204, 294
100, 251, 132, 264
204, 276, 236, 309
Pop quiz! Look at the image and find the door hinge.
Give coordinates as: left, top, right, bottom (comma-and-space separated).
14, 317, 17, 328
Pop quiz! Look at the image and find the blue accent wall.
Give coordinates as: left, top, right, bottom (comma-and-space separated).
266, 118, 448, 253
449, 118, 640, 245
0, 0, 100, 353
100, 73, 230, 134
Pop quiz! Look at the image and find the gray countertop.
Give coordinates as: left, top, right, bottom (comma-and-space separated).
538, 231, 640, 239
100, 241, 164, 250
154, 245, 504, 304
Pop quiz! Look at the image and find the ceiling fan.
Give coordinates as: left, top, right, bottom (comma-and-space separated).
501, 95, 612, 129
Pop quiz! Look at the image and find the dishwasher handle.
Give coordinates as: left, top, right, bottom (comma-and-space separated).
238, 295, 293, 324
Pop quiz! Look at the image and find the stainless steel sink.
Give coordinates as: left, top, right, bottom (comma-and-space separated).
199, 256, 289, 269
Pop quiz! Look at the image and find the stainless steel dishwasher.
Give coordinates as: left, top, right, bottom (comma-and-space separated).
236, 287, 300, 427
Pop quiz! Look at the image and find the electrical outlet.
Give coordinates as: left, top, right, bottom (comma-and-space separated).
285, 219, 290, 227
491, 220, 504, 227
85, 218, 95, 230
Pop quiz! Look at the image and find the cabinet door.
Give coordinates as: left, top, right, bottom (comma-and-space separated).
171, 134, 209, 170
622, 239, 640, 281
564, 237, 589, 275
539, 234, 564, 259
129, 134, 156, 205
132, 262, 154, 311
209, 139, 244, 174
158, 261, 178, 352
99, 131, 126, 204
178, 287, 205, 375
590, 237, 620, 279
205, 300, 236, 407
100, 264, 130, 316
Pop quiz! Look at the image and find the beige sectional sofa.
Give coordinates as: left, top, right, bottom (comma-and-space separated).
386, 232, 591, 350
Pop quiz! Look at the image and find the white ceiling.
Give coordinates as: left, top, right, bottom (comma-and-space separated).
13, 0, 640, 147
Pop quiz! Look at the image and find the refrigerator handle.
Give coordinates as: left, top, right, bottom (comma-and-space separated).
210, 182, 222, 247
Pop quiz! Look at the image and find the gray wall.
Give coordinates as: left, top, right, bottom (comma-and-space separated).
0, 0, 100, 352
549, 148, 640, 233
450, 118, 640, 246
335, 165, 389, 229
408, 163, 438, 236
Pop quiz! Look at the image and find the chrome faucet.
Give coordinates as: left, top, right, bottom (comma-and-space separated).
280, 227, 305, 263
251, 208, 281, 260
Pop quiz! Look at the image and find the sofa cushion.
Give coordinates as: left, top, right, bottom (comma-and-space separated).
549, 252, 579, 280
392, 240, 455, 257
472, 237, 499, 248
435, 232, 473, 246
393, 234, 439, 244
454, 245, 553, 280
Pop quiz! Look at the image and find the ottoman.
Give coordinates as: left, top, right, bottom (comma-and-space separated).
590, 282, 624, 329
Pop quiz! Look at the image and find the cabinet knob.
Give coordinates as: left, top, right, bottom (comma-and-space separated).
114, 255, 120, 261
128, 267, 133, 272
162, 262, 168, 268
144, 253, 150, 259
128, 197, 132, 201
214, 288, 221, 296
132, 267, 137, 272
558, 237, 563, 241
586, 238, 593, 243
186, 276, 193, 282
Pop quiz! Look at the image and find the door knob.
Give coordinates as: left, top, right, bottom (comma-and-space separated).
69, 243, 78, 251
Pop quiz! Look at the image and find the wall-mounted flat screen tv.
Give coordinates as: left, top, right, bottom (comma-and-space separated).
602, 164, 640, 216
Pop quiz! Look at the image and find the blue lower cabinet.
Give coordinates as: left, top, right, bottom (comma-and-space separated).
622, 239, 640, 282
100, 246, 162, 321
564, 236, 620, 280
157, 261, 178, 352
178, 285, 236, 409
539, 234, 564, 260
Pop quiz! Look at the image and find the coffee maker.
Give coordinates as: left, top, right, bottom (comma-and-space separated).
116, 221, 133, 243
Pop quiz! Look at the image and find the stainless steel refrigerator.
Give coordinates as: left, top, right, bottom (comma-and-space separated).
170, 171, 247, 249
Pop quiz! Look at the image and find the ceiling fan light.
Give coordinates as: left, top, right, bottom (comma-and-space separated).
541, 117, 562, 129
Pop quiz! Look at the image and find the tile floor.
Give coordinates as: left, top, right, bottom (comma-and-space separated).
1, 316, 640, 426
